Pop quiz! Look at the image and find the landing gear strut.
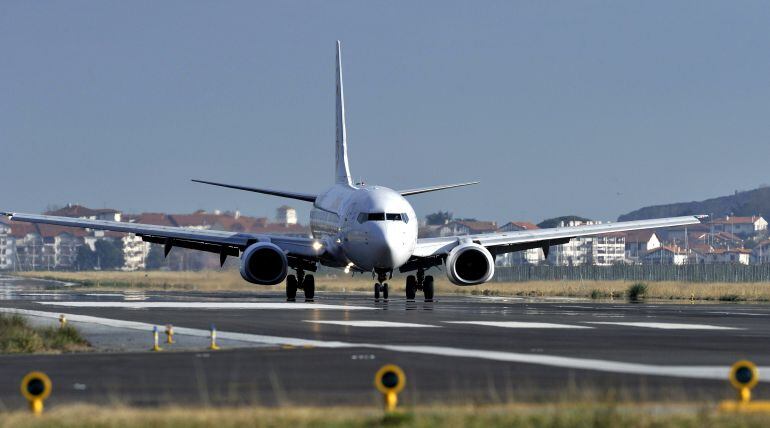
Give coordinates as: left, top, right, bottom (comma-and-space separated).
373, 270, 389, 300
287, 268, 315, 302
406, 268, 433, 302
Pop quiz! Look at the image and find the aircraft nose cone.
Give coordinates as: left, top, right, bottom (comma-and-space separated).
368, 223, 407, 269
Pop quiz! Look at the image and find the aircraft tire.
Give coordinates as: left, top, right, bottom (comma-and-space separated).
405, 275, 417, 300
423, 275, 434, 302
382, 283, 389, 300
303, 274, 315, 302
374, 283, 380, 299
286, 275, 298, 301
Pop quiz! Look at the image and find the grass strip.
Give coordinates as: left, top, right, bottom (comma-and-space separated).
0, 403, 768, 428
0, 313, 89, 354
16, 270, 770, 302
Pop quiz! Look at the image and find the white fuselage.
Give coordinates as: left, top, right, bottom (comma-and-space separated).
310, 184, 418, 272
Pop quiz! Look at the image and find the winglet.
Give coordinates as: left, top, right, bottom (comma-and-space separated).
335, 41, 353, 186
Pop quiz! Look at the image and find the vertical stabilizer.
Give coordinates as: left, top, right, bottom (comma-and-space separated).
335, 41, 353, 186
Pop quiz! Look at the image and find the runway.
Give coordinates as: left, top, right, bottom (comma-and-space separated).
1, 275, 769, 409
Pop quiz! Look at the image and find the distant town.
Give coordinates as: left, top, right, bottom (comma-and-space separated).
1, 203, 768, 272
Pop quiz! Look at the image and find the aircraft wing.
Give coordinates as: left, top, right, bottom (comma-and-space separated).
0, 211, 324, 261
412, 216, 702, 259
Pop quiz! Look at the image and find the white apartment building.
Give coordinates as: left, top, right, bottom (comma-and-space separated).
592, 233, 627, 266
122, 233, 151, 271
0, 221, 15, 270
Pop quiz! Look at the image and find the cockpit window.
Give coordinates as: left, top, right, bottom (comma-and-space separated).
357, 212, 409, 223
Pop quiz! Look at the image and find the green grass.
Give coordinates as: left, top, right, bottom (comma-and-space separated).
0, 314, 89, 354
0, 403, 768, 428
626, 282, 648, 301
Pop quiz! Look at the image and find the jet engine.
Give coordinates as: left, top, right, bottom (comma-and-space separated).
239, 242, 288, 285
445, 243, 495, 285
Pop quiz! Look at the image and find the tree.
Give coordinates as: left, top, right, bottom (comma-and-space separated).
75, 245, 97, 270
426, 211, 453, 225
145, 244, 166, 270
94, 239, 124, 270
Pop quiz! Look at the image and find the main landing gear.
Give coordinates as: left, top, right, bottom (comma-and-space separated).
286, 268, 314, 302
373, 271, 389, 300
406, 268, 434, 302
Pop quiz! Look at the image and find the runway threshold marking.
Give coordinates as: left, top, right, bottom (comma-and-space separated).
2, 307, 763, 382
445, 321, 592, 329
36, 301, 375, 310
586, 322, 740, 330
303, 320, 439, 328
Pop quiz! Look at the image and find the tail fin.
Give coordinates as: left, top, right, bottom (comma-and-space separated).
335, 41, 353, 186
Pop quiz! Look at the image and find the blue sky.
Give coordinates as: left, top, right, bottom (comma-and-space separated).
2, 1, 769, 224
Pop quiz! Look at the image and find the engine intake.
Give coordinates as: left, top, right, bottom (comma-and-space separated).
445, 243, 495, 285
240, 242, 288, 285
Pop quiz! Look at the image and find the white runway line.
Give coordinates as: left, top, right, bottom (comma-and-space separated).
707, 311, 769, 317
586, 322, 740, 330
37, 301, 375, 310
304, 320, 439, 328
445, 321, 593, 329
1, 307, 762, 382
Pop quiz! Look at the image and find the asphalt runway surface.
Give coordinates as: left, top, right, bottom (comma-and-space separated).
1, 275, 770, 409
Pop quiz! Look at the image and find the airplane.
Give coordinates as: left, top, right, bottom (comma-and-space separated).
2, 41, 701, 302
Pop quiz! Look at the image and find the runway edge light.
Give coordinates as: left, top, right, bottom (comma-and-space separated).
151, 326, 162, 352
719, 360, 770, 412
374, 364, 406, 412
21, 371, 52, 416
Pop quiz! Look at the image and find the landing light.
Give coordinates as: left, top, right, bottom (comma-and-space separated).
312, 241, 323, 251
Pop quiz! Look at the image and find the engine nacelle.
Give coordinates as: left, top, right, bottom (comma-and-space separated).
445, 243, 495, 286
240, 242, 288, 285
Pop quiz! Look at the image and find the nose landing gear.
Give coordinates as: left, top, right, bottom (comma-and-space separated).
373, 270, 390, 300
406, 269, 434, 302
287, 268, 315, 302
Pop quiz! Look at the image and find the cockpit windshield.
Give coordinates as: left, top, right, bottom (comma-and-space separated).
357, 212, 409, 224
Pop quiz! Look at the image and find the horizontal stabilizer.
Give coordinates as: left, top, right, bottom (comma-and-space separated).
398, 181, 480, 196
192, 179, 317, 202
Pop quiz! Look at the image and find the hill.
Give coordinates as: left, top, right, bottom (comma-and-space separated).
617, 186, 770, 221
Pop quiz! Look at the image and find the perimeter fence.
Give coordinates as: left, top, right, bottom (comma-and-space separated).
492, 264, 770, 283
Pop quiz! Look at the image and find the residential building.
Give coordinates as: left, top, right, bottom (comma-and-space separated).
592, 233, 627, 266
642, 246, 689, 265
276, 206, 297, 226
710, 216, 767, 237
495, 221, 544, 266
122, 233, 151, 271
0, 220, 15, 270
692, 247, 752, 265
438, 220, 497, 237
46, 204, 121, 222
624, 231, 661, 262
753, 240, 770, 264
498, 221, 539, 232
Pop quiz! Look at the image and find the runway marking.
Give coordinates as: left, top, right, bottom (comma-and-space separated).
36, 301, 375, 310
445, 321, 592, 329
1, 307, 761, 382
586, 322, 740, 330
304, 320, 438, 328
707, 311, 768, 317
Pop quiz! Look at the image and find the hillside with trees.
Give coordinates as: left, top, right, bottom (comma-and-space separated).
618, 186, 770, 221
